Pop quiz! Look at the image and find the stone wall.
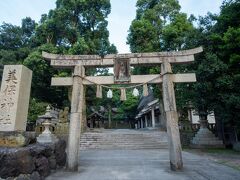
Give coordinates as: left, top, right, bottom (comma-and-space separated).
0, 139, 66, 179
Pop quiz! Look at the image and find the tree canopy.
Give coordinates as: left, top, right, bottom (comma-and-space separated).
127, 0, 240, 137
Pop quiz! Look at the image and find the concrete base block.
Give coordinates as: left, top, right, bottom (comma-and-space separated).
191, 128, 224, 148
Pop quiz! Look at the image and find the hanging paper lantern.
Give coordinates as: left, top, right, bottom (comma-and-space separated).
107, 89, 113, 98
132, 87, 139, 97
143, 84, 148, 96
120, 88, 127, 101
96, 85, 102, 98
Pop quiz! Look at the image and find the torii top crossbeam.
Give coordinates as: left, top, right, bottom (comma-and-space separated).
42, 47, 203, 68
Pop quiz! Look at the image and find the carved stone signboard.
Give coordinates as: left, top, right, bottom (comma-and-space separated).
114, 58, 130, 83
0, 65, 32, 131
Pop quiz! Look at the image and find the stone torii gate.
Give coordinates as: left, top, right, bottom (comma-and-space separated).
42, 47, 203, 171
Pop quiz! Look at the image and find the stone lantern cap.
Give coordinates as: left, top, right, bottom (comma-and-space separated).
38, 105, 54, 121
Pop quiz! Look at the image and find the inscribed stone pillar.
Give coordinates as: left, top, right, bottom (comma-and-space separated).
151, 108, 156, 128
161, 61, 183, 171
0, 65, 32, 131
67, 66, 84, 171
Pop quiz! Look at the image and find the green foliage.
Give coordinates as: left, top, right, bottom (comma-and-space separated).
162, 13, 194, 50
128, 0, 194, 57
115, 92, 139, 121
35, 0, 115, 55
136, 0, 181, 25
28, 98, 49, 122
0, 18, 37, 50
69, 37, 90, 55
23, 46, 68, 106
127, 19, 159, 52
0, 23, 22, 50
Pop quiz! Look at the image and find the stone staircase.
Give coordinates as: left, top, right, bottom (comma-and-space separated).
80, 129, 168, 150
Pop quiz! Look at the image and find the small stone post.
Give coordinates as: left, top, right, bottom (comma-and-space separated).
67, 66, 84, 171
145, 115, 148, 128
141, 118, 143, 129
159, 101, 167, 130
108, 106, 112, 128
161, 60, 183, 171
151, 108, 156, 128
138, 120, 140, 129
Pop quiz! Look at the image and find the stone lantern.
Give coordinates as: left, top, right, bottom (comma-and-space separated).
191, 110, 224, 148
37, 105, 58, 143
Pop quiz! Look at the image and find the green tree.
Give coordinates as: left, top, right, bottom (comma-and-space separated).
0, 23, 22, 50
36, 0, 116, 55
128, 0, 188, 53
127, 0, 195, 116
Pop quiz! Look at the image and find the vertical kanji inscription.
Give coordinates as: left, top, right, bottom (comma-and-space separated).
0, 65, 32, 131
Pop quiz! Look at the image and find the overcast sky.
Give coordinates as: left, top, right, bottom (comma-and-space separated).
0, 0, 223, 53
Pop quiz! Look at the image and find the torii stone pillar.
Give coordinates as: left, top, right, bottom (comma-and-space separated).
67, 66, 85, 171
161, 60, 183, 171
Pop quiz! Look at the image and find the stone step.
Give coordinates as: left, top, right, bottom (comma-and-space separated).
80, 138, 164, 141
79, 142, 168, 146
80, 143, 168, 146
80, 137, 164, 139
80, 146, 168, 149
80, 140, 167, 144
79, 146, 168, 150
81, 134, 165, 136
79, 142, 168, 145
80, 135, 165, 138
79, 129, 168, 150
191, 141, 223, 145
192, 136, 220, 141
193, 134, 216, 138
80, 143, 167, 146
80, 141, 166, 143
80, 142, 166, 145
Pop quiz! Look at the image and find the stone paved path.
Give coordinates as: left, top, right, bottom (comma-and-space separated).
47, 149, 240, 180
